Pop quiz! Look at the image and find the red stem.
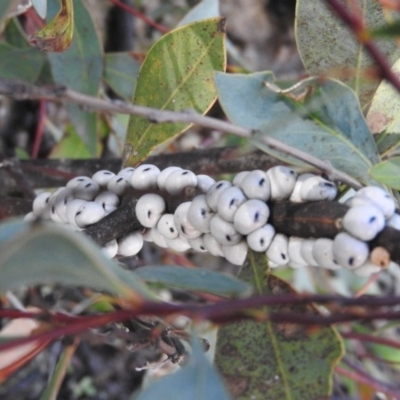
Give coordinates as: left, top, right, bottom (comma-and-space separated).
342, 331, 400, 350
31, 99, 46, 159
325, 0, 400, 94
109, 0, 169, 34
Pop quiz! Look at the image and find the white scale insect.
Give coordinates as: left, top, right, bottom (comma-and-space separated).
26, 164, 397, 273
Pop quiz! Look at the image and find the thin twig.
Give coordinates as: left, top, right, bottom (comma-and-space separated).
0, 79, 362, 189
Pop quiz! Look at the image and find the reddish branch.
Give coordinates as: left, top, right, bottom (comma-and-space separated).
109, 0, 169, 34
325, 0, 400, 94
31, 99, 46, 159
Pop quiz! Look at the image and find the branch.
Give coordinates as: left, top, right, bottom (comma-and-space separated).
0, 79, 362, 189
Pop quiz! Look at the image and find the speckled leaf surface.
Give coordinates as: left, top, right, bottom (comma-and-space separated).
295, 0, 400, 107
216, 72, 380, 185
47, 0, 102, 156
124, 18, 226, 166
215, 252, 344, 400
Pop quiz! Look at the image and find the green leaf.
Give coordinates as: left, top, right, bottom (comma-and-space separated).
367, 58, 400, 156
0, 219, 153, 300
215, 251, 344, 399
178, 0, 219, 27
104, 52, 140, 101
215, 72, 380, 185
49, 124, 91, 159
134, 266, 252, 298
0, 44, 46, 83
0, 0, 13, 33
134, 336, 231, 400
370, 20, 400, 37
295, 0, 400, 107
4, 18, 29, 48
47, 0, 102, 156
369, 157, 400, 189
124, 17, 226, 166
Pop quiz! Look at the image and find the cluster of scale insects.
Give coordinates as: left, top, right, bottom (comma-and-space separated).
26, 163, 400, 277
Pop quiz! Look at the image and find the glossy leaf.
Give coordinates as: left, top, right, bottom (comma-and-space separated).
178, 0, 219, 27
30, 0, 73, 52
367, 58, 400, 156
124, 17, 226, 166
0, 219, 153, 300
295, 0, 400, 106
49, 124, 91, 159
369, 157, 400, 189
215, 72, 380, 185
104, 52, 140, 101
47, 0, 102, 156
215, 251, 344, 399
0, 43, 46, 83
135, 336, 231, 400
134, 266, 252, 298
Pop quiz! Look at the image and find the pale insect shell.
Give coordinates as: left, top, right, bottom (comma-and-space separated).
266, 233, 289, 265
217, 186, 247, 222
239, 170, 271, 201
187, 195, 214, 233
203, 233, 224, 257
130, 164, 160, 190
174, 202, 202, 239
332, 232, 369, 270
136, 194, 166, 228
92, 170, 115, 186
312, 238, 340, 270
206, 181, 232, 211
118, 231, 144, 257
246, 224, 275, 252
157, 166, 182, 191
222, 240, 248, 266
165, 169, 197, 195
266, 166, 297, 200
233, 199, 270, 235
210, 214, 242, 246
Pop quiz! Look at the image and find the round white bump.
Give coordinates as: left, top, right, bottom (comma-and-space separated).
287, 260, 306, 269
117, 167, 135, 181
388, 213, 400, 230
352, 261, 381, 277
94, 191, 120, 215
102, 240, 118, 258
157, 214, 178, 239
222, 240, 248, 266
136, 194, 166, 228
107, 175, 130, 196
232, 171, 249, 187
75, 201, 106, 228
332, 232, 369, 269
300, 239, 318, 267
66, 199, 87, 227
233, 199, 269, 235
174, 202, 202, 239
289, 173, 315, 203
239, 170, 270, 201
342, 205, 385, 241
165, 169, 197, 195
72, 178, 100, 201
312, 238, 340, 270
157, 166, 182, 191
92, 170, 115, 187
210, 214, 242, 245
288, 237, 308, 266
266, 166, 297, 200
54, 188, 74, 223
24, 212, 36, 222
118, 231, 144, 256
188, 236, 208, 252
196, 175, 215, 192
165, 235, 191, 252
246, 224, 275, 252
351, 186, 396, 219
300, 176, 337, 201
66, 176, 91, 189
266, 234, 289, 265
142, 228, 154, 242
206, 181, 232, 211
203, 233, 224, 256
217, 186, 247, 222
49, 187, 67, 223
151, 228, 169, 248
130, 164, 160, 190
187, 195, 214, 233
268, 261, 280, 269
32, 192, 51, 218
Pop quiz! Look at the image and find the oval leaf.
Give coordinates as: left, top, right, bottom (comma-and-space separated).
369, 157, 400, 189
135, 336, 231, 400
295, 0, 400, 107
124, 17, 226, 166
215, 72, 380, 185
0, 219, 153, 300
47, 0, 102, 156
134, 266, 252, 298
215, 251, 344, 399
